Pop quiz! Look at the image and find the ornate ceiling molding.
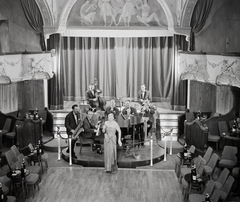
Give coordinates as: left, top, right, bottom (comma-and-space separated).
35, 0, 54, 27
180, 0, 198, 27
156, 0, 175, 27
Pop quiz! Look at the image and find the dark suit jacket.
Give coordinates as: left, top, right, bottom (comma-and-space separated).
65, 111, 80, 135
122, 106, 137, 115
81, 117, 96, 139
138, 90, 151, 103
105, 106, 120, 118
86, 89, 97, 107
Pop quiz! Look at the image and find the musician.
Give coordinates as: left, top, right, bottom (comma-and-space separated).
65, 104, 83, 159
81, 108, 100, 141
121, 100, 137, 116
93, 79, 106, 111
86, 83, 99, 110
105, 99, 120, 119
138, 84, 151, 105
140, 100, 156, 139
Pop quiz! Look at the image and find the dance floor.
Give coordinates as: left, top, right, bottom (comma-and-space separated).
26, 167, 182, 202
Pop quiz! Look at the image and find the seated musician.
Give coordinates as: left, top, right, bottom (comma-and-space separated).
105, 99, 120, 119
86, 83, 106, 111
80, 109, 101, 148
65, 104, 84, 159
121, 100, 137, 116
138, 84, 151, 106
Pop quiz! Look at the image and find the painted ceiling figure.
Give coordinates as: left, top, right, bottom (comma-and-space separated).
117, 0, 135, 26
80, 0, 97, 25
136, 0, 161, 26
98, 0, 117, 26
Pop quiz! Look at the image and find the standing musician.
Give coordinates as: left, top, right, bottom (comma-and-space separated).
86, 83, 99, 110
138, 84, 151, 105
65, 104, 84, 159
93, 78, 106, 111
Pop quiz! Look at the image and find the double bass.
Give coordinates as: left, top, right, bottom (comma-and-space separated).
94, 78, 106, 110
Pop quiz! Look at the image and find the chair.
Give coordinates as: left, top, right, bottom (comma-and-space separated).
202, 146, 213, 165
203, 153, 219, 178
219, 146, 238, 170
188, 179, 216, 202
229, 120, 234, 128
208, 132, 220, 152
218, 121, 230, 136
5, 150, 18, 170
10, 145, 29, 163
78, 136, 94, 154
214, 168, 230, 189
214, 175, 235, 201
5, 120, 23, 146
185, 112, 195, 122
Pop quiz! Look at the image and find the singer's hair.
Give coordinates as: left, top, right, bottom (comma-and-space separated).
72, 104, 78, 110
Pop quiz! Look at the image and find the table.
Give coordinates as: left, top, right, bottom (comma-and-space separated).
7, 169, 29, 201
220, 133, 240, 148
184, 172, 209, 195
28, 149, 44, 174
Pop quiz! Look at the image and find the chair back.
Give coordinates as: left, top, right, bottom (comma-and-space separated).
10, 145, 21, 158
221, 146, 238, 162
229, 120, 234, 128
189, 145, 196, 154
215, 168, 230, 189
203, 179, 215, 196
218, 121, 229, 135
185, 112, 195, 122
207, 153, 219, 170
220, 175, 235, 200
203, 146, 213, 164
5, 150, 18, 170
195, 155, 204, 171
17, 153, 30, 166
2, 118, 12, 131
210, 189, 221, 202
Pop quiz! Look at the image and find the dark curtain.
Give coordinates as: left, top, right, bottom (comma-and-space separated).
47, 34, 64, 110
20, 0, 46, 51
171, 35, 189, 110
189, 0, 213, 51
61, 37, 175, 103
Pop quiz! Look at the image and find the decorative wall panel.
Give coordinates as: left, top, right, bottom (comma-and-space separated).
179, 53, 240, 88
0, 52, 54, 84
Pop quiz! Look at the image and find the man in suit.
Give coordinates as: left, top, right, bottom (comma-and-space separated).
105, 99, 120, 119
138, 84, 151, 105
86, 83, 98, 110
121, 100, 137, 116
81, 109, 99, 140
65, 104, 83, 159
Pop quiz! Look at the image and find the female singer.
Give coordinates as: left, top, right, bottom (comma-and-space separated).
102, 112, 122, 173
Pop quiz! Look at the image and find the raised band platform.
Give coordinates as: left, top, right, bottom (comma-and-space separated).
61, 141, 165, 168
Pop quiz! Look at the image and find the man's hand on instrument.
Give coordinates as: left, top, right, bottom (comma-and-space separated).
71, 129, 75, 134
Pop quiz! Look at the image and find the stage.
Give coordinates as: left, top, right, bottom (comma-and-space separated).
61, 141, 165, 168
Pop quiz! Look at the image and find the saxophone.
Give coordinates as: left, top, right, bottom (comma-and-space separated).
72, 121, 84, 140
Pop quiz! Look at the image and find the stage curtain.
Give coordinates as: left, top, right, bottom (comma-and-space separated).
171, 35, 188, 111
61, 37, 175, 103
189, 0, 213, 51
47, 34, 64, 110
20, 0, 46, 51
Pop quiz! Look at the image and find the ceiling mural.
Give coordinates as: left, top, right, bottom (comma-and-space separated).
67, 0, 168, 28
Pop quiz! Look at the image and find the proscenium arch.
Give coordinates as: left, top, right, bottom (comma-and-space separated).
35, 0, 54, 26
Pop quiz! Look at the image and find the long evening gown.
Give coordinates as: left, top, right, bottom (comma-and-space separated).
104, 126, 118, 173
